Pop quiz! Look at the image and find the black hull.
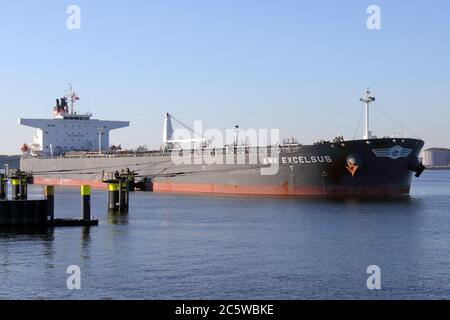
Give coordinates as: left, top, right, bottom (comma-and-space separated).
21, 138, 425, 197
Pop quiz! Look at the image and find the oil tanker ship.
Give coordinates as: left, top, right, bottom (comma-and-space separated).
19, 87, 425, 197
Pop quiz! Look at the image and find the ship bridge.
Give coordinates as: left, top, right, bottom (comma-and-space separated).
19, 86, 129, 157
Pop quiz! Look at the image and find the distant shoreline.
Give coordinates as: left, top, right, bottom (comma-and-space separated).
0, 155, 20, 169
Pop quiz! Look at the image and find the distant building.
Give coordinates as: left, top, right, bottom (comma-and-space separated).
0, 155, 20, 169
423, 148, 450, 167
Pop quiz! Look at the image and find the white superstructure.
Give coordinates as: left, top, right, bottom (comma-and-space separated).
19, 86, 129, 157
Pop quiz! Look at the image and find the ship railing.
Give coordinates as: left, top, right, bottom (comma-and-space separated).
53, 145, 303, 160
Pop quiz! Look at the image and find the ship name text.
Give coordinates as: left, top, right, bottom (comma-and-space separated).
263, 155, 332, 165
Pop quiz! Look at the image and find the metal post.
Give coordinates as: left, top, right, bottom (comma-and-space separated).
118, 179, 124, 212
0, 174, 6, 200
108, 182, 119, 212
11, 176, 21, 200
366, 102, 369, 139
360, 88, 376, 140
124, 183, 129, 212
118, 177, 129, 212
20, 174, 28, 200
45, 185, 55, 221
81, 185, 91, 221
4, 164, 9, 178
127, 169, 135, 192
97, 127, 104, 154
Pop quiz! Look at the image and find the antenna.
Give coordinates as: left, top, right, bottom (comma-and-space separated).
67, 84, 74, 114
359, 88, 376, 140
65, 84, 80, 114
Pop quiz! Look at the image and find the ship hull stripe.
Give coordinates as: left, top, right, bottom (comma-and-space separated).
32, 177, 410, 197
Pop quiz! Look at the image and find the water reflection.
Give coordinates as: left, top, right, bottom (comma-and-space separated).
81, 226, 91, 247
280, 195, 425, 214
0, 225, 54, 239
108, 211, 129, 225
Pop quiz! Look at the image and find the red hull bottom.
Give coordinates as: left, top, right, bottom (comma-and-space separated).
32, 177, 410, 197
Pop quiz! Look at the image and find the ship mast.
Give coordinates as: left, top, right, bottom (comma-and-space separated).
360, 88, 376, 140
65, 84, 79, 114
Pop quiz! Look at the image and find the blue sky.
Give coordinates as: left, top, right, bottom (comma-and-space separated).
1, 0, 449, 154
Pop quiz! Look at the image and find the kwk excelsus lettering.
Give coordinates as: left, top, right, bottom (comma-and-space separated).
263, 155, 332, 165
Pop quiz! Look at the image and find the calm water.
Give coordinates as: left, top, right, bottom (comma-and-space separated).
1, 170, 450, 299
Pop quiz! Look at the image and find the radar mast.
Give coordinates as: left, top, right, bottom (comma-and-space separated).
360, 88, 376, 140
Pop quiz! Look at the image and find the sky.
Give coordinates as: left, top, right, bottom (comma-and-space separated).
0, 0, 449, 155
